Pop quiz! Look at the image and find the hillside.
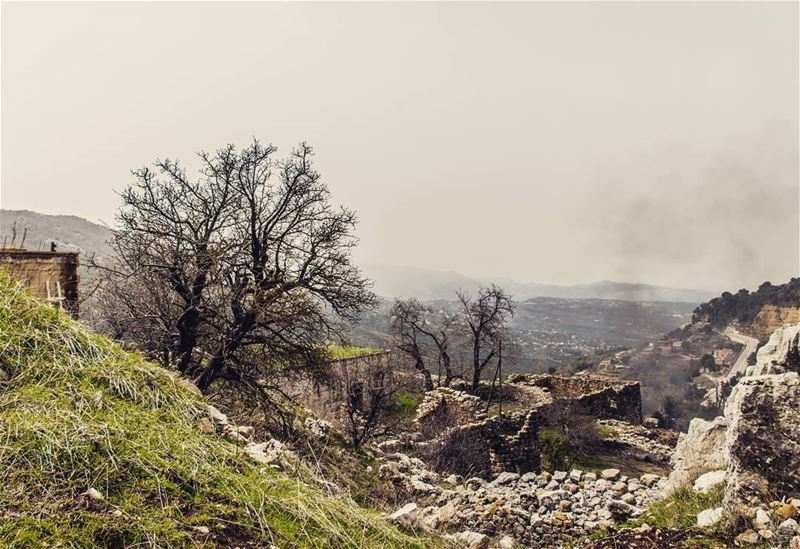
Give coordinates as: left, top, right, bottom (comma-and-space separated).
365, 263, 714, 303
0, 273, 431, 548
693, 278, 800, 339
0, 209, 113, 259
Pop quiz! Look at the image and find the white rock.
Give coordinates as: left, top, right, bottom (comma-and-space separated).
85, 487, 104, 501
697, 507, 724, 527
662, 416, 729, 495
454, 530, 490, 549
779, 518, 799, 535
693, 470, 726, 494
601, 468, 620, 480
569, 469, 583, 481
409, 479, 438, 493
553, 471, 568, 481
754, 508, 771, 526
493, 472, 520, 485
390, 503, 419, 528
444, 474, 462, 486
498, 535, 515, 548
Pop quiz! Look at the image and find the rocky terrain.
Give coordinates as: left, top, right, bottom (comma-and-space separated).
375, 323, 800, 548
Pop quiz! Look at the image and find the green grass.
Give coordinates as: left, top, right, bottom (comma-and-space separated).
597, 425, 620, 440
327, 345, 382, 360
0, 273, 434, 548
628, 486, 725, 530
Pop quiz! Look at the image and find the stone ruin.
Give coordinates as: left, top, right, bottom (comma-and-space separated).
413, 374, 644, 479
0, 247, 80, 317
413, 388, 542, 478
507, 373, 644, 424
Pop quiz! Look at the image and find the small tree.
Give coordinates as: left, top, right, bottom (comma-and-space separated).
457, 285, 513, 393
341, 358, 395, 448
390, 299, 457, 389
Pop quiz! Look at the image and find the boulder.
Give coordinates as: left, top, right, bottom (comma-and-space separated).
662, 416, 729, 495
735, 529, 760, 545
697, 507, 724, 528
390, 503, 419, 529
607, 500, 635, 521
692, 470, 726, 494
723, 373, 800, 508
497, 535, 516, 548
245, 439, 297, 470
493, 472, 521, 485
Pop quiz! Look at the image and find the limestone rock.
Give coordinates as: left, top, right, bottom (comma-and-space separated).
453, 530, 490, 549
84, 487, 104, 501
497, 535, 516, 548
600, 468, 620, 480
779, 518, 799, 535
697, 507, 724, 528
692, 470, 726, 494
749, 323, 800, 376
735, 530, 760, 545
754, 508, 771, 528
723, 372, 800, 508
245, 439, 297, 470
390, 503, 419, 529
493, 472, 520, 485
662, 416, 729, 495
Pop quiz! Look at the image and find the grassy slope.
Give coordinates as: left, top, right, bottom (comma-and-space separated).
0, 274, 432, 548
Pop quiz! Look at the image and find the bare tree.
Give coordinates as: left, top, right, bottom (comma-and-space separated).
342, 358, 395, 448
457, 285, 514, 393
96, 140, 376, 395
390, 299, 457, 389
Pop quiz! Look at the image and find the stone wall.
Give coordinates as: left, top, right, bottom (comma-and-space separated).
292, 351, 394, 427
0, 249, 80, 317
508, 373, 643, 424
420, 410, 541, 479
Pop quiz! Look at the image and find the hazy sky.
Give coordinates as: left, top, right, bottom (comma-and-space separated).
2, 2, 798, 291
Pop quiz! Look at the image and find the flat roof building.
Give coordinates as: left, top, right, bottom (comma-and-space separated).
0, 247, 80, 317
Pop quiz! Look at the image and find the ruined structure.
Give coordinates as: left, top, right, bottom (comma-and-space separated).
506, 373, 643, 424
0, 248, 79, 317
413, 373, 644, 478
414, 388, 542, 477
292, 351, 394, 429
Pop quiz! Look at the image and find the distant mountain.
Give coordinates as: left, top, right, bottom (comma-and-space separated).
363, 264, 484, 301
0, 211, 715, 305
364, 263, 714, 304
0, 210, 112, 260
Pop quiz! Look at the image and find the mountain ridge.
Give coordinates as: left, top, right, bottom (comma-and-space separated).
1, 209, 714, 303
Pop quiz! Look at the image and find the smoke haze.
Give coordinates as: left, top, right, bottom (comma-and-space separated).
1, 2, 797, 292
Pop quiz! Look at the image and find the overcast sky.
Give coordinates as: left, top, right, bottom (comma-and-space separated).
2, 2, 798, 292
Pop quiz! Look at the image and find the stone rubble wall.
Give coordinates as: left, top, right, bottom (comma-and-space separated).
507, 373, 643, 424
414, 389, 542, 478
384, 446, 664, 548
